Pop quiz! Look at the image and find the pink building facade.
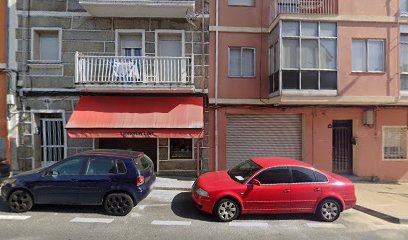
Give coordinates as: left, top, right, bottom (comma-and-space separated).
208, 0, 408, 182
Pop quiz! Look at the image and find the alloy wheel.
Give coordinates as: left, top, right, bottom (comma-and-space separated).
217, 200, 238, 221
321, 202, 339, 221
8, 190, 33, 213
104, 193, 133, 216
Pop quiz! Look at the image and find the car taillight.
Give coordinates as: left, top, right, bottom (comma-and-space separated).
136, 176, 145, 186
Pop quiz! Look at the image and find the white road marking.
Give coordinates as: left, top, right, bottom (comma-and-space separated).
70, 217, 114, 224
151, 220, 191, 226
306, 223, 346, 229
138, 204, 171, 210
229, 222, 269, 228
0, 215, 31, 220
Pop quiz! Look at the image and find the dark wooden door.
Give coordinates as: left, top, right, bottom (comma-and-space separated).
332, 120, 353, 174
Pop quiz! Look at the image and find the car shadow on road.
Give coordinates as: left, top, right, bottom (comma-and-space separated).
0, 199, 107, 215
171, 192, 321, 222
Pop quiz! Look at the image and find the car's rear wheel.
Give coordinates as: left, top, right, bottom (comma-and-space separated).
316, 199, 341, 222
8, 190, 33, 213
215, 198, 240, 222
103, 193, 134, 216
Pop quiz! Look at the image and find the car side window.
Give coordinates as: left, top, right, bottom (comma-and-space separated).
48, 157, 87, 176
116, 160, 127, 174
85, 158, 117, 175
314, 171, 328, 182
254, 167, 291, 184
134, 155, 153, 171
291, 167, 316, 183
140, 155, 153, 170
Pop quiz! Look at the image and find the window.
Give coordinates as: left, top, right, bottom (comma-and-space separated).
401, 0, 408, 15
280, 21, 337, 90
228, 160, 262, 183
170, 139, 193, 159
314, 171, 328, 182
116, 31, 144, 57
157, 32, 183, 57
48, 157, 87, 176
85, 158, 117, 175
383, 127, 408, 160
291, 167, 316, 183
401, 34, 408, 91
32, 28, 61, 62
254, 167, 291, 184
352, 39, 384, 72
229, 47, 256, 77
228, 0, 255, 6
117, 160, 127, 174
134, 155, 154, 171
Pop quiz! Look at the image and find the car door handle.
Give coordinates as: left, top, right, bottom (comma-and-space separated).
314, 187, 321, 192
283, 189, 291, 193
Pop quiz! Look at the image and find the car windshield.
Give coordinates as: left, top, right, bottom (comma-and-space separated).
228, 160, 262, 184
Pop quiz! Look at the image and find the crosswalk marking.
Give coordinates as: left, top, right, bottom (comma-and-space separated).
70, 217, 114, 224
306, 223, 346, 229
229, 222, 269, 228
0, 215, 31, 220
151, 220, 191, 226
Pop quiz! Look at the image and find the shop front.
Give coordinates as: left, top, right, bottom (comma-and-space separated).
66, 96, 204, 176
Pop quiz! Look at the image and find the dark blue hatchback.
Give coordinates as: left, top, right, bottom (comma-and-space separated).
0, 149, 156, 216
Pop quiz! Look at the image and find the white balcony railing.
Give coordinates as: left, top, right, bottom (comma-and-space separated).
75, 53, 194, 86
272, 0, 338, 18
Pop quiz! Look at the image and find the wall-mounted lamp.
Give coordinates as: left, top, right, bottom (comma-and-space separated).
363, 110, 375, 128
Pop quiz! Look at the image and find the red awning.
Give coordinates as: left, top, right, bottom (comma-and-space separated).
66, 96, 204, 138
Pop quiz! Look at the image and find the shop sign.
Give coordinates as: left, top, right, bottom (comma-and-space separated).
120, 131, 155, 137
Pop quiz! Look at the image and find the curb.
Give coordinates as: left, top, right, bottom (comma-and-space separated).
152, 186, 191, 191
354, 205, 408, 224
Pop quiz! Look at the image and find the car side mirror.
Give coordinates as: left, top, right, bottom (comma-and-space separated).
250, 179, 261, 186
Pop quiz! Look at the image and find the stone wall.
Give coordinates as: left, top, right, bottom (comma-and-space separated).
15, 0, 209, 90
13, 0, 210, 172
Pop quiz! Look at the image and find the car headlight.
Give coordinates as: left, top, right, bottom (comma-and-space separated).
196, 188, 209, 198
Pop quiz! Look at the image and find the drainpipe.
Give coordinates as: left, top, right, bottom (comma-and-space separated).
214, 0, 219, 171
201, 0, 205, 94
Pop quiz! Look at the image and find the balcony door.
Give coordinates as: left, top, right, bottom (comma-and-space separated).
157, 32, 185, 83
115, 31, 144, 82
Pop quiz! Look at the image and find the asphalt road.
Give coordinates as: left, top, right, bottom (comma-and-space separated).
0, 189, 407, 240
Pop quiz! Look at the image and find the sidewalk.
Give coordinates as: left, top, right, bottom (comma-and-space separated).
152, 176, 195, 191
354, 182, 408, 224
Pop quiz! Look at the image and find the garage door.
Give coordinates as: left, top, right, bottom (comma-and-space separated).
226, 114, 303, 169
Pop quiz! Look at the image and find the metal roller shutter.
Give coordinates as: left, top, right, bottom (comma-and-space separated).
226, 114, 303, 169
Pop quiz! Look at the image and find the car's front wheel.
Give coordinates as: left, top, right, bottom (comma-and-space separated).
103, 193, 134, 216
215, 198, 240, 222
316, 199, 341, 222
8, 190, 33, 213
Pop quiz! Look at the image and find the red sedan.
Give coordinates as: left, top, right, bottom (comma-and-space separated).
192, 157, 356, 222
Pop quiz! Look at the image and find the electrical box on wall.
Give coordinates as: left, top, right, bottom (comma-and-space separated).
363, 110, 374, 126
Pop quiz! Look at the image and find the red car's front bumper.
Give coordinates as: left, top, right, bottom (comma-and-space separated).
192, 190, 214, 214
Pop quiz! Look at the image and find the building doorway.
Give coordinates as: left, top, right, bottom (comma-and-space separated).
332, 120, 353, 174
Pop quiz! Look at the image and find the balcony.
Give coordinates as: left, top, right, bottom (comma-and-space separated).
75, 53, 194, 92
79, 0, 195, 18
271, 0, 338, 19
